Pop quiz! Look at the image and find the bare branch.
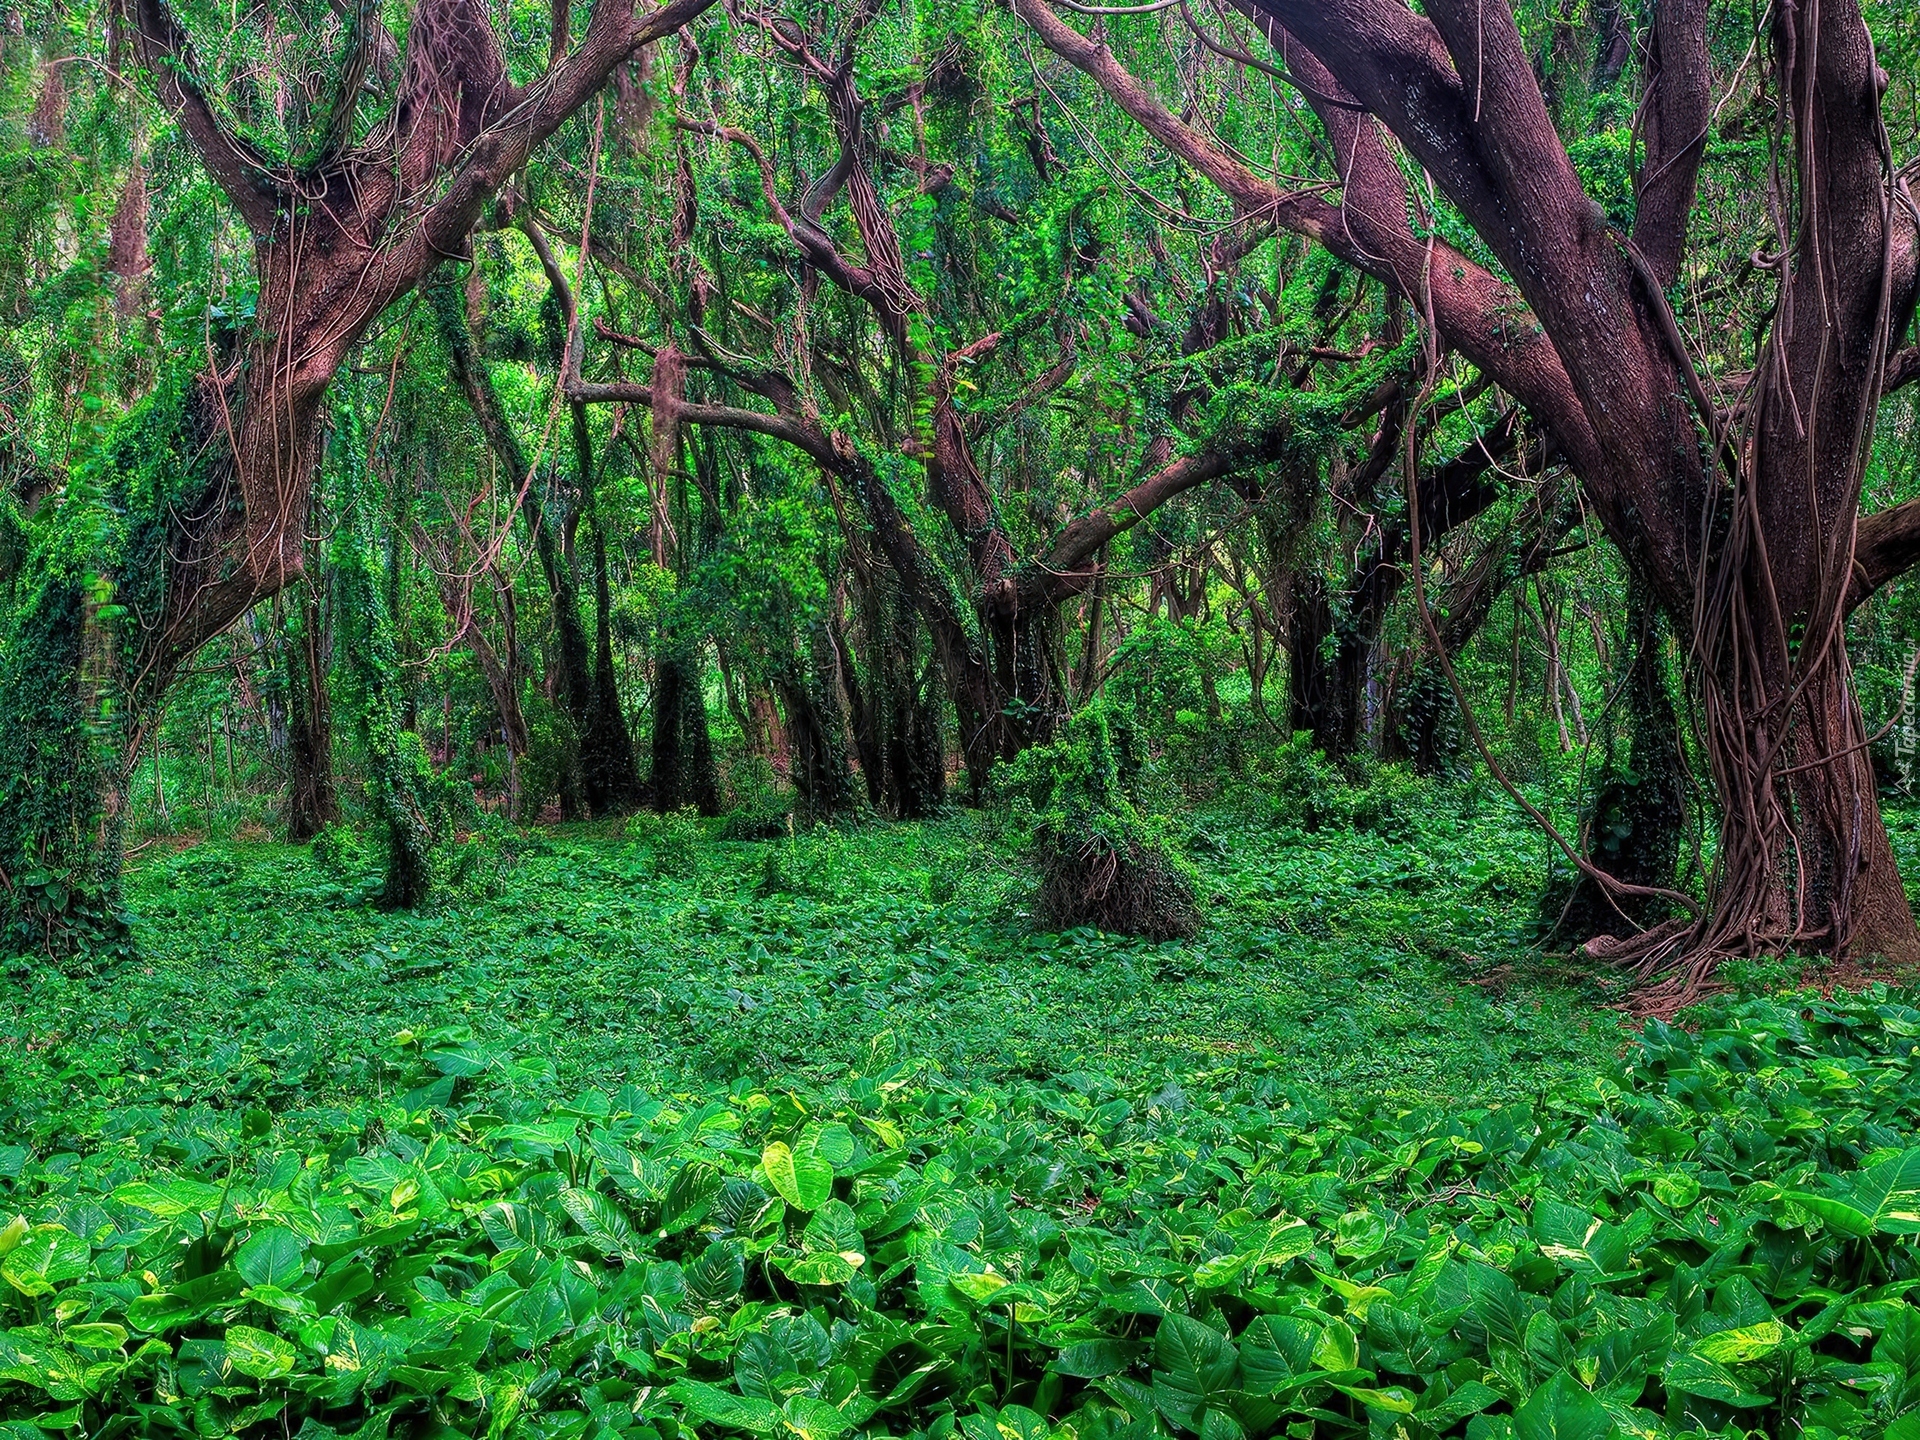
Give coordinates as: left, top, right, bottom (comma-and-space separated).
131, 0, 284, 231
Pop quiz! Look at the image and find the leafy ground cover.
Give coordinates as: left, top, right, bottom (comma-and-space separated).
6, 791, 1920, 1436
4, 790, 1616, 1135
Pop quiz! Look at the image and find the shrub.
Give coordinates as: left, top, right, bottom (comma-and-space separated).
1006, 704, 1198, 940
1265, 735, 1433, 842
626, 806, 706, 879
756, 826, 844, 898
308, 822, 369, 876
720, 755, 793, 840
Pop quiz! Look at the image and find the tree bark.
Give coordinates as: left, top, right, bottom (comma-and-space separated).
283, 575, 339, 841
1025, 0, 1920, 989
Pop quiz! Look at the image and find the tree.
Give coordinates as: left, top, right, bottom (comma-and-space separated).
0, 0, 715, 951
1019, 0, 1920, 990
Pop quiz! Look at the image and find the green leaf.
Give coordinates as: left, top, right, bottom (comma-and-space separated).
1419, 1379, 1502, 1426
950, 1270, 1011, 1304
1333, 1383, 1416, 1414
675, 1379, 784, 1434
1652, 1174, 1700, 1209
1, 1228, 89, 1298
236, 1228, 306, 1290
663, 1160, 725, 1232
224, 1324, 297, 1381
112, 1177, 225, 1217
687, 1237, 747, 1309
1054, 1339, 1146, 1379
1693, 1321, 1785, 1364
1511, 1372, 1614, 1440
560, 1186, 642, 1260
1156, 1312, 1236, 1389
782, 1396, 853, 1440
1662, 1352, 1772, 1408
1467, 1262, 1530, 1348
1310, 1315, 1359, 1374
776, 1250, 859, 1286
762, 1140, 833, 1211
1789, 1148, 1920, 1237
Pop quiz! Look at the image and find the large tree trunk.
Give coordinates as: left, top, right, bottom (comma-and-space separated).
335, 492, 436, 910
0, 0, 713, 953
1031, 0, 1920, 988
1609, 0, 1920, 985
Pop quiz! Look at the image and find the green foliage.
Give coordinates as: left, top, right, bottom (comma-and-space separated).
627, 807, 707, 880
721, 758, 796, 842
0, 510, 121, 959
309, 823, 368, 877
331, 460, 468, 910
1264, 739, 1435, 845
0, 371, 204, 960
1005, 706, 1198, 940
757, 826, 848, 900
15, 938, 1920, 1439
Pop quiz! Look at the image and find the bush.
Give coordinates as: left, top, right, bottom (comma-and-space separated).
518, 693, 578, 817
1265, 735, 1433, 842
445, 812, 529, 900
626, 806, 706, 878
1005, 704, 1198, 940
756, 826, 844, 898
308, 822, 369, 876
720, 755, 793, 840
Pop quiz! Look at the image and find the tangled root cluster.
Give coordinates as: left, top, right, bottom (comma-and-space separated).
1033, 828, 1198, 941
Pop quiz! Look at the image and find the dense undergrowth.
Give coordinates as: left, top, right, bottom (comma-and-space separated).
6, 787, 1920, 1436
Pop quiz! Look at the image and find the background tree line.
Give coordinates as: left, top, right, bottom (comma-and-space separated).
2, 0, 1920, 1004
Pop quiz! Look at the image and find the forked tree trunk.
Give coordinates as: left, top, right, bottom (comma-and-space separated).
0, 0, 714, 954
1019, 0, 1920, 990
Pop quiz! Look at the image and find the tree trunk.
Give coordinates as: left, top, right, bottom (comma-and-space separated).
335, 488, 435, 910
885, 591, 946, 818
571, 402, 645, 816
1286, 572, 1365, 758
777, 624, 857, 823
1546, 592, 1685, 942
429, 271, 599, 815
284, 576, 339, 841
651, 647, 720, 815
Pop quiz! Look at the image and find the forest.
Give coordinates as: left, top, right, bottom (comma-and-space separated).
7, 0, 1920, 1432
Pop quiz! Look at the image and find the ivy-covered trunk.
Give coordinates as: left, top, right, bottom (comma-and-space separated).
0, 521, 128, 958
650, 646, 720, 816
0, 380, 211, 959
332, 446, 437, 910
776, 622, 857, 824
282, 574, 339, 842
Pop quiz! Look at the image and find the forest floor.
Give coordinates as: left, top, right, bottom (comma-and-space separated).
12, 787, 1920, 1433
8, 785, 1633, 1137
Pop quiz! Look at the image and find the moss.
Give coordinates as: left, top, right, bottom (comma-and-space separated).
330, 446, 447, 910
0, 373, 208, 961
1006, 704, 1198, 940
